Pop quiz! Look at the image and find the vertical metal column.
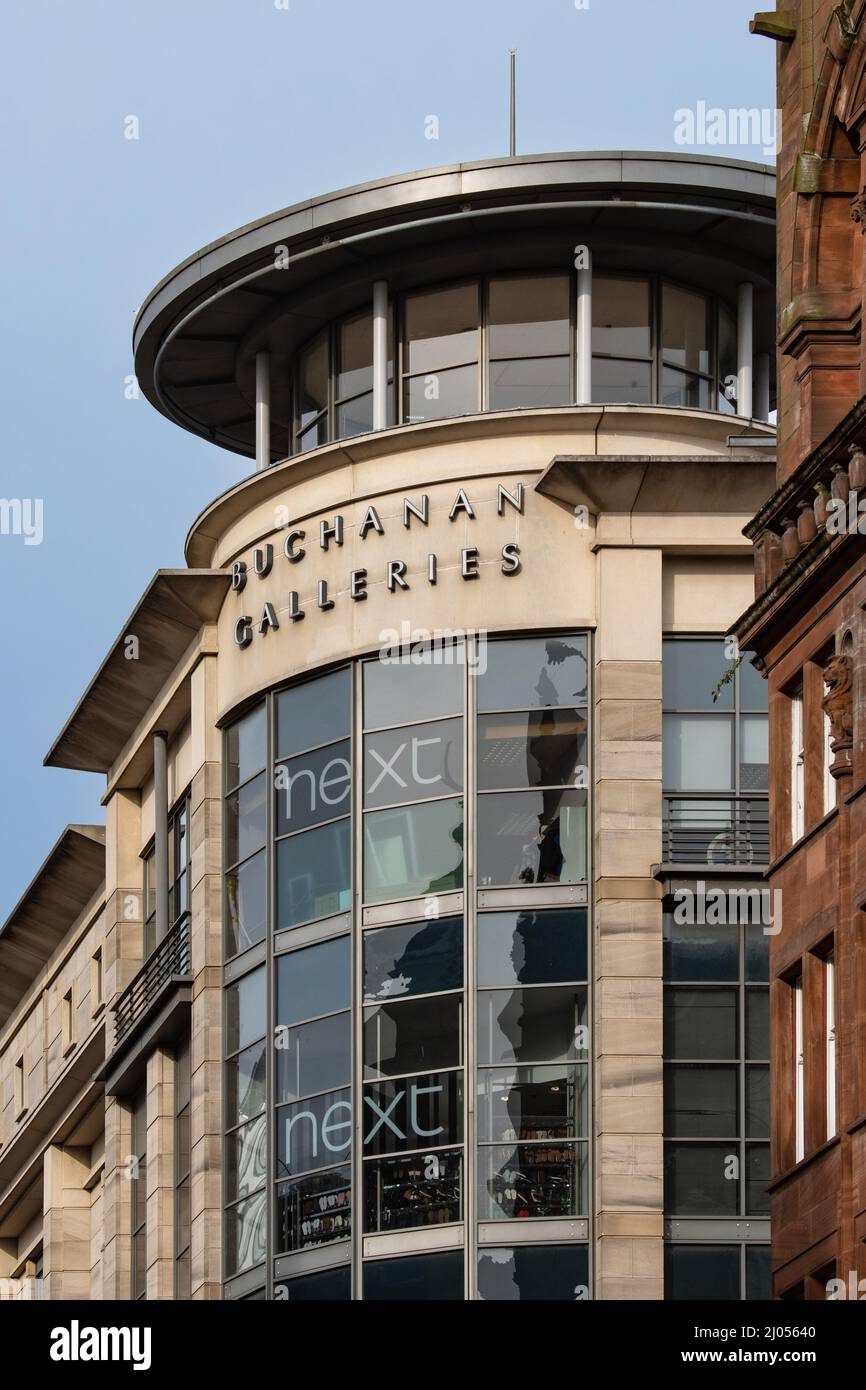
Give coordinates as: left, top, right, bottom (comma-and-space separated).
737, 283, 754, 419
576, 250, 593, 405
754, 352, 771, 423
509, 50, 516, 157
255, 350, 271, 471
372, 282, 388, 431
153, 730, 169, 943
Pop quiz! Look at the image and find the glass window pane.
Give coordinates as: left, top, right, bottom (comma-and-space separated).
746, 988, 769, 1059
489, 276, 570, 358
363, 1071, 463, 1155
363, 1250, 464, 1300
225, 849, 266, 955
225, 1037, 266, 1129
276, 1265, 351, 1299
404, 363, 478, 423
277, 1088, 352, 1174
275, 740, 351, 836
478, 636, 587, 710
746, 1066, 770, 1138
336, 310, 372, 399
592, 278, 651, 357
664, 988, 738, 1060
276, 817, 351, 930
488, 356, 570, 410
477, 908, 587, 986
363, 798, 464, 903
746, 1245, 772, 1301
477, 986, 588, 1065
746, 1143, 770, 1214
745, 920, 770, 982
664, 1143, 738, 1216
364, 654, 463, 728
662, 367, 711, 410
664, 1064, 738, 1138
591, 356, 652, 404
404, 283, 479, 374
225, 771, 266, 866
363, 1150, 462, 1233
666, 1244, 740, 1301
276, 668, 350, 760
277, 936, 351, 1027
477, 1065, 588, 1142
664, 640, 732, 710
740, 715, 769, 791
476, 789, 587, 886
275, 1166, 351, 1254
225, 968, 265, 1055
739, 655, 767, 710
297, 418, 326, 453
478, 1244, 589, 1301
225, 1114, 267, 1203
225, 1189, 266, 1277
363, 993, 462, 1078
478, 1142, 588, 1220
298, 331, 329, 427
662, 284, 711, 373
336, 391, 374, 439
277, 1016, 351, 1103
663, 715, 733, 790
363, 916, 463, 1001
477, 708, 587, 790
226, 704, 266, 789
663, 904, 738, 981
364, 719, 462, 808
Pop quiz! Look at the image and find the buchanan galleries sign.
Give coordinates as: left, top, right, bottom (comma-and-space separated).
232, 482, 525, 648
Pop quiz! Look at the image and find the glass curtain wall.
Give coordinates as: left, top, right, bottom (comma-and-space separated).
223, 633, 591, 1300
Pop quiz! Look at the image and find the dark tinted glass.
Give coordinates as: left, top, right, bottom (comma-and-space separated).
363, 654, 463, 728
277, 936, 351, 1026
662, 284, 711, 373
336, 310, 373, 399
592, 357, 652, 403
477, 789, 587, 886
664, 988, 738, 1060
478, 636, 587, 710
299, 331, 328, 424
275, 1166, 351, 1254
663, 639, 732, 710
226, 704, 266, 790
363, 916, 463, 1001
664, 1143, 738, 1216
664, 1064, 738, 1138
337, 392, 374, 439
363, 1250, 464, 1301
363, 798, 464, 902
477, 908, 587, 986
276, 668, 350, 760
225, 849, 266, 955
275, 741, 351, 835
276, 817, 351, 929
665, 1244, 740, 1300
225, 772, 266, 866
363, 993, 462, 1078
746, 1245, 772, 1300
489, 356, 570, 410
477, 1065, 588, 1142
747, 897, 773, 980
478, 1142, 587, 1220
478, 1244, 589, 1301
477, 709, 586, 790
276, 1014, 351, 1103
739, 655, 767, 710
225, 969, 265, 1055
746, 1067, 770, 1138
404, 283, 478, 374
747, 1144, 770, 1215
477, 987, 588, 1065
225, 1037, 266, 1129
364, 1150, 462, 1233
592, 277, 651, 356
746, 989, 769, 1059
276, 1266, 351, 1300
662, 369, 711, 410
277, 1089, 351, 1174
364, 719, 462, 808
488, 275, 570, 358
363, 1071, 463, 1155
663, 903, 738, 981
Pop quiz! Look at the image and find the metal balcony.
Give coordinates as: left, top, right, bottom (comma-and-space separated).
114, 916, 192, 1046
660, 794, 769, 872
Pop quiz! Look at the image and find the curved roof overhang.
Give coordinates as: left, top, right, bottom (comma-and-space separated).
133, 151, 776, 463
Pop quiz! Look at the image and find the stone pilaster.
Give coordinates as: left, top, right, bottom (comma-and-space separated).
42, 1144, 92, 1301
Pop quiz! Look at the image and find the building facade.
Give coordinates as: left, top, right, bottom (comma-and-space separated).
1, 152, 777, 1301
734, 1, 866, 1300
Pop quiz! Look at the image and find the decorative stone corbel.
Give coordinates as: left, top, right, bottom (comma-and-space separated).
822, 652, 854, 777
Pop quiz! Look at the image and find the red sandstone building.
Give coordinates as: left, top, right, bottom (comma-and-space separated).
736, 1, 866, 1299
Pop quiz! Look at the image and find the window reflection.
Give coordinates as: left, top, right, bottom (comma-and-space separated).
363, 993, 462, 1078
479, 1142, 588, 1220
275, 1166, 351, 1253
477, 909, 588, 986
477, 709, 587, 790
364, 1149, 462, 1232
363, 916, 463, 1001
478, 636, 588, 710
477, 1065, 588, 1143
478, 1244, 589, 1301
476, 788, 587, 886
363, 797, 464, 902
364, 719, 462, 808
478, 987, 588, 1065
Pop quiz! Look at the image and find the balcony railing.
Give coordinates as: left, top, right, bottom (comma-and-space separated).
113, 916, 192, 1047
662, 795, 769, 868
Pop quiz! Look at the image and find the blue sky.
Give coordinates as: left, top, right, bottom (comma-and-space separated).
0, 0, 774, 911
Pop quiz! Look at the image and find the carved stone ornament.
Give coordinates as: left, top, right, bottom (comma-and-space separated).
851, 187, 866, 228
822, 652, 854, 776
